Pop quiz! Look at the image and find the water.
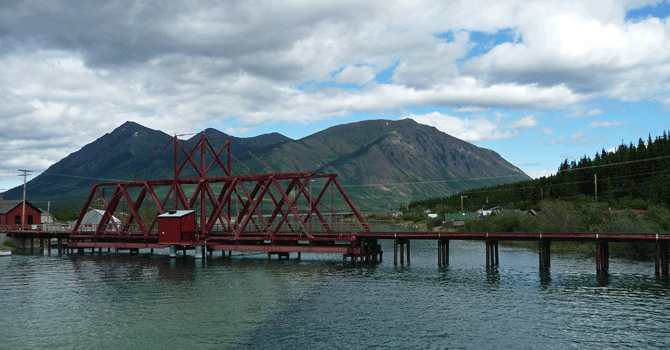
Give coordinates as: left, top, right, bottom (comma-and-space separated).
1, 240, 670, 349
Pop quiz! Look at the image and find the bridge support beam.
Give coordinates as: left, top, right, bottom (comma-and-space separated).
656, 241, 669, 276
394, 238, 410, 265
596, 240, 610, 274
438, 239, 449, 267
539, 239, 551, 271
268, 252, 290, 260
485, 239, 499, 267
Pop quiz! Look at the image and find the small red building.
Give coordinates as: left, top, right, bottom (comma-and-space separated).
0, 200, 42, 228
157, 210, 196, 244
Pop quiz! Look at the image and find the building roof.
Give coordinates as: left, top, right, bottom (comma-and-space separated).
0, 200, 40, 215
158, 210, 195, 218
81, 209, 121, 225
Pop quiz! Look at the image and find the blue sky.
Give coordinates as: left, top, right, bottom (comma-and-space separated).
1, 0, 670, 192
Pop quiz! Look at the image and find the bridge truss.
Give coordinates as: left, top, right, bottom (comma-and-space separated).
70, 133, 372, 256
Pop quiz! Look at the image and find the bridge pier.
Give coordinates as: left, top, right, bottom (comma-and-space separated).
394, 238, 410, 265
485, 239, 499, 267
539, 239, 551, 271
268, 252, 290, 260
438, 239, 449, 267
596, 240, 610, 274
656, 241, 669, 276
343, 240, 382, 265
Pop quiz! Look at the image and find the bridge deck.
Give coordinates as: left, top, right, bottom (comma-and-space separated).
4, 228, 670, 276
5, 228, 670, 243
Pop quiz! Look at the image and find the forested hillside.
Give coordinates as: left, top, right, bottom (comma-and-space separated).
410, 131, 670, 213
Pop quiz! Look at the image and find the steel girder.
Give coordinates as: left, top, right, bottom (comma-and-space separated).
70, 133, 370, 244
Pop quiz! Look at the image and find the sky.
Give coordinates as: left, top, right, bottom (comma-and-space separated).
1, 0, 670, 192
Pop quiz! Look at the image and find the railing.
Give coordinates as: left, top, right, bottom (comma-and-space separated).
1, 223, 74, 233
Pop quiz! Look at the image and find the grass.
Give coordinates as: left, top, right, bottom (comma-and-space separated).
1, 239, 16, 251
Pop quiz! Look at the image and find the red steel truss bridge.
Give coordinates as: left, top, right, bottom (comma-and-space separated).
67, 132, 378, 262
5, 132, 670, 276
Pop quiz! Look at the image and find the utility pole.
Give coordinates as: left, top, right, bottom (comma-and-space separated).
18, 169, 32, 230
461, 195, 467, 213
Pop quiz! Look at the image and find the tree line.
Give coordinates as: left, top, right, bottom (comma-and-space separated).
409, 130, 670, 213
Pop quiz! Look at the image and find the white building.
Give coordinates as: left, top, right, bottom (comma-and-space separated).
80, 209, 122, 231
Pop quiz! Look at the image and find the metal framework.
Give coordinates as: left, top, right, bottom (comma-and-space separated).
70, 133, 370, 245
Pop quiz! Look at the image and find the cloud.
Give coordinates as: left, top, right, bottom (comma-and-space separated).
540, 127, 554, 135
462, 2, 670, 104
335, 65, 376, 85
405, 111, 539, 142
453, 106, 490, 113
508, 115, 538, 129
526, 169, 557, 179
1, 0, 670, 189
588, 120, 627, 129
586, 108, 604, 116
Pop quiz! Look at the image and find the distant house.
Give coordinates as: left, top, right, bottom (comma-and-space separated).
0, 199, 42, 228
39, 208, 56, 224
477, 206, 504, 217
444, 212, 479, 228
80, 209, 122, 231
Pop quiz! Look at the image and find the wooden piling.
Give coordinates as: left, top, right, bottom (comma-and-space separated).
406, 239, 410, 265
596, 240, 609, 273
485, 240, 498, 267
656, 241, 669, 276
438, 239, 450, 266
394, 239, 398, 265
539, 239, 551, 271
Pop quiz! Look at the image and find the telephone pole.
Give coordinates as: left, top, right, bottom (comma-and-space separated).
18, 169, 32, 230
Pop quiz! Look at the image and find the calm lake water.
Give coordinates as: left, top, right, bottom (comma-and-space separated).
1, 240, 670, 349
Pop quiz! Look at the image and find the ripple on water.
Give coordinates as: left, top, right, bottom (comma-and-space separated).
1, 243, 670, 349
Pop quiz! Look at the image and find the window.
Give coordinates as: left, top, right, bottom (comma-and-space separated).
28, 215, 33, 225
15, 215, 21, 225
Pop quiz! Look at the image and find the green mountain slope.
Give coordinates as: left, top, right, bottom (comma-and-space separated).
2, 119, 529, 211
243, 119, 529, 208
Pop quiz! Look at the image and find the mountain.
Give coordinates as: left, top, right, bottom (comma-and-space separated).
2, 119, 529, 211
244, 119, 529, 207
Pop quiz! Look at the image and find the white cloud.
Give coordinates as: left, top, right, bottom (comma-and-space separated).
335, 65, 376, 85
526, 169, 557, 179
463, 2, 670, 103
405, 111, 541, 142
453, 106, 490, 113
1, 0, 670, 189
508, 115, 538, 129
586, 108, 604, 116
540, 127, 554, 135
588, 120, 627, 129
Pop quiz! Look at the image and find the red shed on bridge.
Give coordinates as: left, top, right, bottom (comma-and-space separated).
0, 199, 41, 229
158, 210, 196, 244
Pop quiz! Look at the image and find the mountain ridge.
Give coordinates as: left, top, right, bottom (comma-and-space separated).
2, 119, 530, 211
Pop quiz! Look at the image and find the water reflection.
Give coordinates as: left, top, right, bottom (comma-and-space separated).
539, 270, 552, 288
596, 271, 610, 286
2, 241, 670, 349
